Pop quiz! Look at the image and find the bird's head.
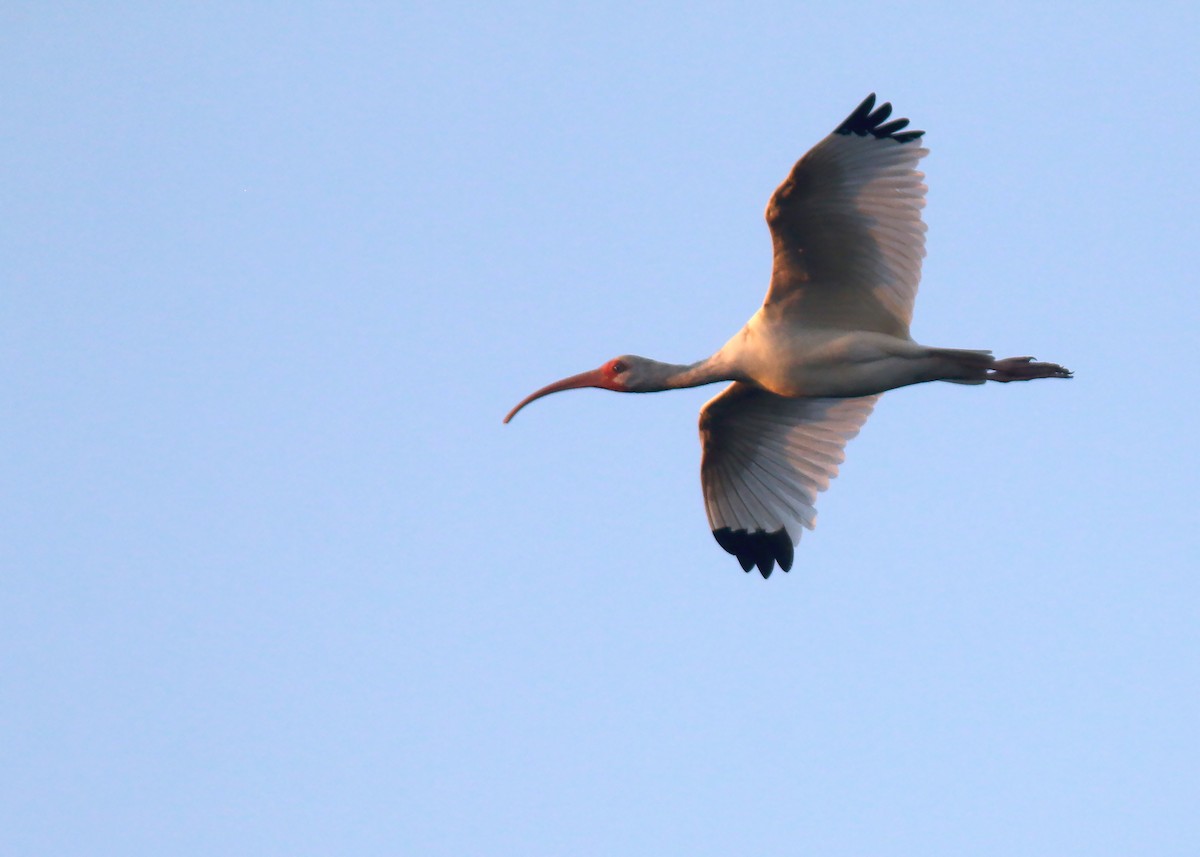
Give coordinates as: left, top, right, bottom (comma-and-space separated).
504, 355, 660, 423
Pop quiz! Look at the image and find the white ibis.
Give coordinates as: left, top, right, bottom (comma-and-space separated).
505, 94, 1071, 577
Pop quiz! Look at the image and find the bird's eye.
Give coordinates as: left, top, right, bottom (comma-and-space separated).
611, 360, 627, 374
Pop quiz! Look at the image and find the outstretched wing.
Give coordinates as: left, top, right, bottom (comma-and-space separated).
764, 93, 928, 338
699, 383, 877, 577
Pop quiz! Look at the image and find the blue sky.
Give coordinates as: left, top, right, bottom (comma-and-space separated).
4, 2, 1198, 854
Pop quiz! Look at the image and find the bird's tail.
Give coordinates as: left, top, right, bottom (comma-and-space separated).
932, 348, 993, 385
932, 349, 1073, 384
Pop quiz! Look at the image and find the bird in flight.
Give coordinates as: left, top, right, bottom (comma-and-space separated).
504, 94, 1071, 578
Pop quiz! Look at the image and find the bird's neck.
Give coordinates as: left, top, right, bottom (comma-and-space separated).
651, 352, 741, 391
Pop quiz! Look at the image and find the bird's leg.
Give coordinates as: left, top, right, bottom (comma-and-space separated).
988, 356, 1073, 382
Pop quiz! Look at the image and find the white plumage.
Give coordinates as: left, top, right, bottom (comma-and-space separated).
764, 128, 928, 334
505, 94, 1071, 577
700, 388, 877, 572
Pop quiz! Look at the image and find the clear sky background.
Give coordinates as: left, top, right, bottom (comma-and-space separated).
4, 2, 1198, 855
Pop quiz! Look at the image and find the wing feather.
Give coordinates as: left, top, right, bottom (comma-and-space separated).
699, 383, 877, 577
763, 94, 928, 337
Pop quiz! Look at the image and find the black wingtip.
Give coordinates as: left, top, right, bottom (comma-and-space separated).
712, 527, 794, 578
835, 94, 924, 143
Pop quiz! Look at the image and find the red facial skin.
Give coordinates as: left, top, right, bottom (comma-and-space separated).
503, 358, 627, 423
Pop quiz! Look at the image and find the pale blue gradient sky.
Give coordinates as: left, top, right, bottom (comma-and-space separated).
4, 3, 1198, 855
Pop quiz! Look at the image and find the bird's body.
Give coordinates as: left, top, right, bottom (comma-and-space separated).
505, 94, 1071, 577
713, 314, 962, 399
